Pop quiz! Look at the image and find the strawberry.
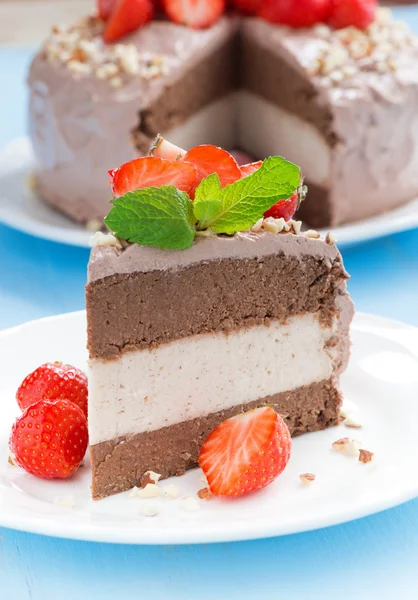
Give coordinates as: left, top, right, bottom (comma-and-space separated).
199, 406, 291, 497
263, 190, 299, 221
98, 0, 117, 20
162, 0, 225, 29
149, 135, 186, 161
328, 0, 377, 30
109, 156, 197, 197
182, 145, 241, 189
16, 362, 88, 418
103, 0, 154, 43
9, 399, 88, 479
240, 160, 263, 178
259, 0, 331, 28
230, 0, 262, 14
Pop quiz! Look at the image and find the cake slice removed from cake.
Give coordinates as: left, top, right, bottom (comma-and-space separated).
86, 143, 354, 500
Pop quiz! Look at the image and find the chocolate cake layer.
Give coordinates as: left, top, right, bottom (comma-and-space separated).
86, 242, 348, 360
90, 378, 341, 499
240, 25, 336, 147
134, 34, 239, 153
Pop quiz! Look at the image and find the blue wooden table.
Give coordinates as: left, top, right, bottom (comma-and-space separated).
2, 11, 418, 597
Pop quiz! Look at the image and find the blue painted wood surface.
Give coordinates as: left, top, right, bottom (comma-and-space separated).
2, 9, 418, 597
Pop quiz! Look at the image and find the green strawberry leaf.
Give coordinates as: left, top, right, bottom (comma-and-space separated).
205, 156, 300, 234
104, 186, 196, 250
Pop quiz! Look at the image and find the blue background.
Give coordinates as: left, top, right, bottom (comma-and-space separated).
1, 7, 418, 598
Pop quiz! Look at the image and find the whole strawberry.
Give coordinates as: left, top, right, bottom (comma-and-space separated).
199, 406, 291, 497
16, 362, 88, 417
259, 0, 331, 28
328, 0, 377, 30
9, 399, 88, 479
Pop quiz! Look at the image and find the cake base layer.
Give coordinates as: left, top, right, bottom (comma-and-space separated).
90, 378, 341, 500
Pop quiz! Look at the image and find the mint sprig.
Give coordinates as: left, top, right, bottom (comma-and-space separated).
104, 186, 195, 250
104, 156, 301, 251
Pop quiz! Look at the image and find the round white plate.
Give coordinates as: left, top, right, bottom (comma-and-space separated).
1, 311, 418, 545
1, 137, 418, 248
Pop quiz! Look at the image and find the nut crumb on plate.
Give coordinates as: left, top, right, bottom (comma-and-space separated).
163, 484, 180, 499
332, 437, 361, 458
197, 487, 211, 500
299, 473, 316, 485
359, 449, 374, 464
344, 414, 363, 428
140, 470, 161, 488
130, 483, 161, 499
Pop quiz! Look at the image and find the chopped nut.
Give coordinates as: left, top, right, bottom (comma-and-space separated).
250, 218, 264, 233
118, 44, 141, 75
110, 76, 123, 88
181, 497, 200, 512
290, 220, 302, 235
163, 484, 180, 499
90, 231, 121, 249
332, 437, 361, 458
263, 217, 281, 234
325, 232, 336, 245
299, 473, 316, 485
305, 229, 321, 239
53, 495, 75, 508
140, 470, 161, 488
85, 219, 103, 232
130, 484, 161, 499
68, 60, 92, 75
359, 449, 374, 464
197, 487, 211, 500
96, 63, 119, 80
140, 502, 159, 517
330, 70, 344, 84
344, 415, 363, 428
8, 455, 15, 466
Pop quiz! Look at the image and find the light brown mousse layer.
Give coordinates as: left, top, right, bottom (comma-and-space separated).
86, 232, 349, 361
90, 378, 341, 500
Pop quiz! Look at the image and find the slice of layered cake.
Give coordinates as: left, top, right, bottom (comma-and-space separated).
86, 141, 353, 499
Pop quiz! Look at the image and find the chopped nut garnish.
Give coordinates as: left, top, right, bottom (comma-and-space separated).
299, 473, 316, 485
8, 455, 15, 466
250, 218, 264, 233
140, 470, 161, 488
305, 229, 321, 239
359, 449, 374, 464
197, 487, 211, 500
90, 231, 122, 249
289, 219, 302, 235
163, 484, 180, 499
344, 414, 363, 428
110, 76, 123, 88
332, 437, 361, 458
325, 232, 336, 245
130, 484, 161, 499
263, 217, 283, 234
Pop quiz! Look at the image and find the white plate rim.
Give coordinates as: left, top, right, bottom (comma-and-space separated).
0, 310, 418, 545
1, 137, 418, 249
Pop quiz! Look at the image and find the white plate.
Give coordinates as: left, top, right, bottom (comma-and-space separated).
1, 311, 418, 545
1, 137, 418, 248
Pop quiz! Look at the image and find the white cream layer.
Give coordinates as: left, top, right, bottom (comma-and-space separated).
237, 91, 331, 186
88, 313, 337, 446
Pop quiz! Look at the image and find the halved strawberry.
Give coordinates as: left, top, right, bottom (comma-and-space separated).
162, 0, 225, 29
109, 156, 197, 197
259, 0, 331, 28
264, 191, 299, 221
182, 145, 241, 189
240, 160, 263, 178
199, 406, 291, 497
230, 0, 262, 15
103, 0, 154, 43
98, 0, 117, 20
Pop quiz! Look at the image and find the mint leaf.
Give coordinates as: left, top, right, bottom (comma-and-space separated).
193, 173, 222, 226
206, 156, 300, 234
104, 186, 196, 250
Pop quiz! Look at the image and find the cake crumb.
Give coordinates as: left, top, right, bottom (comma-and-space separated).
53, 495, 75, 508
299, 473, 316, 485
90, 231, 122, 249
130, 484, 161, 499
359, 449, 374, 464
140, 502, 159, 517
197, 487, 211, 500
140, 470, 161, 488
332, 437, 361, 458
163, 484, 180, 499
181, 497, 200, 512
